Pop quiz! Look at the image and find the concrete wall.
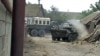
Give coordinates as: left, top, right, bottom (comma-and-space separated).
0, 1, 12, 56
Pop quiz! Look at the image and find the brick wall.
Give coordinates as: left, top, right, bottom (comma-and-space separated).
0, 1, 12, 56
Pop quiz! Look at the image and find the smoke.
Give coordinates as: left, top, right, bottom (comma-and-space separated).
67, 19, 89, 40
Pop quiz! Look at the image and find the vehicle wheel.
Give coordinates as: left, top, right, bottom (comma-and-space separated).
30, 29, 38, 37
72, 33, 78, 41
67, 33, 78, 42
29, 31, 31, 36
52, 37, 56, 41
57, 37, 60, 41
62, 37, 66, 41
28, 29, 32, 36
39, 30, 45, 37
67, 35, 72, 42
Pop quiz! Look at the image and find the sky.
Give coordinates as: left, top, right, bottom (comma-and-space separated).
26, 0, 98, 12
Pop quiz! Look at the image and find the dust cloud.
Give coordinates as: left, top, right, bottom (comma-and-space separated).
68, 19, 89, 40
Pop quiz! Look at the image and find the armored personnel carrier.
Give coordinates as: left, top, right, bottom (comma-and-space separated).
50, 22, 78, 42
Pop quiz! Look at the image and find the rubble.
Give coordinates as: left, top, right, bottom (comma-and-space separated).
80, 11, 100, 42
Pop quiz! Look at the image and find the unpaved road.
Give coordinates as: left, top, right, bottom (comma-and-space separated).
24, 35, 100, 56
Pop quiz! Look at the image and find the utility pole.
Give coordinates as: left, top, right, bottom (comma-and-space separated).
11, 0, 25, 56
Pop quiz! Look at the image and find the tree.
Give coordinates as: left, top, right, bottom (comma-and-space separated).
82, 9, 93, 17
82, 0, 100, 17
45, 6, 67, 24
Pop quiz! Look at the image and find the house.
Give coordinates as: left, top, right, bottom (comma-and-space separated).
25, 4, 45, 25
25, 4, 45, 17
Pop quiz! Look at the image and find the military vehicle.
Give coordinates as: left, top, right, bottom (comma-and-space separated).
50, 22, 78, 42
50, 11, 100, 42
25, 16, 51, 37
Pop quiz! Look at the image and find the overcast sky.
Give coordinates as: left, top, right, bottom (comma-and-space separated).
26, 0, 98, 12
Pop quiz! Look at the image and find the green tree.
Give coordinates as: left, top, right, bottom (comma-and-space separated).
45, 6, 67, 24
82, 0, 100, 17
82, 9, 93, 17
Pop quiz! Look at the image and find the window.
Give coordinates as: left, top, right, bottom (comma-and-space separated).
43, 21, 45, 24
35, 20, 38, 24
32, 19, 34, 24
47, 21, 50, 25
27, 19, 30, 24
39, 20, 42, 24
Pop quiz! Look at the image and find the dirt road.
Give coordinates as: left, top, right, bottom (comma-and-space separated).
24, 35, 100, 56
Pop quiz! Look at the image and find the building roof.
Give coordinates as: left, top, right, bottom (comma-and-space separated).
59, 12, 82, 19
34, 17, 50, 20
81, 11, 100, 24
1, 0, 13, 13
0, 1, 6, 12
25, 4, 44, 17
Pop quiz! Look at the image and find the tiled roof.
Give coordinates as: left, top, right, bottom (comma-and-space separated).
25, 4, 44, 17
